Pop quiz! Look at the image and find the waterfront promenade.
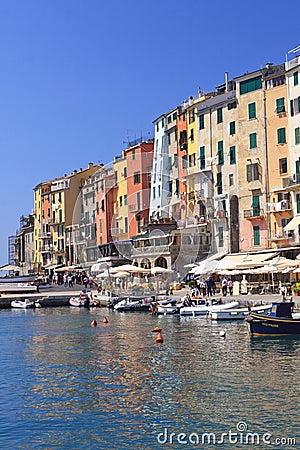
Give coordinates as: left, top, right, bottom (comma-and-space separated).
1, 282, 299, 309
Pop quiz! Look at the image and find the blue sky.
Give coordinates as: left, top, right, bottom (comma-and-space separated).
0, 0, 299, 266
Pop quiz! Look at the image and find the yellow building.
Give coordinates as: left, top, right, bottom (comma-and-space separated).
264, 64, 292, 248
33, 163, 97, 271
112, 152, 129, 241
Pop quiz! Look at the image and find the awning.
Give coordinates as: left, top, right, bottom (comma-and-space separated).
216, 252, 278, 271
284, 216, 300, 231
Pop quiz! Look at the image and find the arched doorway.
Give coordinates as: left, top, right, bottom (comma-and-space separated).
155, 257, 168, 268
141, 258, 151, 269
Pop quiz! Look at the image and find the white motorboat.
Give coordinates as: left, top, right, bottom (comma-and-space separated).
180, 300, 239, 317
113, 296, 154, 312
69, 293, 90, 307
93, 291, 123, 307
11, 299, 36, 309
210, 304, 272, 321
0, 283, 37, 294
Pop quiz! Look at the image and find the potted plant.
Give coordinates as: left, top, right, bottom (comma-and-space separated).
292, 282, 300, 295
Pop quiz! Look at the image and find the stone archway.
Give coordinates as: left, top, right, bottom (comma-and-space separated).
155, 257, 168, 269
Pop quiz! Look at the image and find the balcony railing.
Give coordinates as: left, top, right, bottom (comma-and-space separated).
266, 200, 291, 213
244, 208, 264, 219
282, 174, 300, 188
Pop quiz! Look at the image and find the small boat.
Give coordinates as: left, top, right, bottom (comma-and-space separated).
113, 296, 154, 312
246, 302, 300, 336
69, 293, 90, 308
0, 283, 37, 294
210, 304, 272, 321
11, 299, 36, 309
93, 291, 123, 307
180, 298, 239, 317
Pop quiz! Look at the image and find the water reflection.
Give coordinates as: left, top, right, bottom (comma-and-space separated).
0, 308, 299, 448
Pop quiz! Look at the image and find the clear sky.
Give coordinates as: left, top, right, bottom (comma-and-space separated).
0, 0, 299, 266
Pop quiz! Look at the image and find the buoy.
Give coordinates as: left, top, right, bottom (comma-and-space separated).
103, 317, 109, 324
152, 327, 162, 333
90, 319, 97, 327
156, 332, 164, 343
219, 330, 226, 337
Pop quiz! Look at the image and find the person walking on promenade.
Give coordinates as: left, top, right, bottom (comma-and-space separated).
227, 278, 233, 296
221, 277, 228, 297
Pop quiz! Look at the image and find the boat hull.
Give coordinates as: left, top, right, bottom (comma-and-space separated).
11, 300, 35, 309
247, 313, 300, 335
211, 305, 272, 321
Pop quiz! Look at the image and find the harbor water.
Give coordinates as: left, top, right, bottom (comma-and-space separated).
0, 306, 299, 449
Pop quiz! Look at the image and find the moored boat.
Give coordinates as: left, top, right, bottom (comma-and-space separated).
93, 291, 123, 307
69, 293, 90, 307
11, 299, 36, 309
210, 304, 272, 321
180, 299, 239, 317
113, 296, 154, 312
246, 302, 300, 336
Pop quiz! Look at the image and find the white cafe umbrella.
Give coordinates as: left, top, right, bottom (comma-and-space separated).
111, 271, 130, 278
111, 264, 150, 274
150, 267, 174, 275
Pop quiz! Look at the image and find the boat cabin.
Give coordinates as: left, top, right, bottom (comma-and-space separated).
269, 302, 294, 318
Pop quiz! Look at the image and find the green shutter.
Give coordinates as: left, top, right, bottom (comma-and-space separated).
200, 146, 205, 169
250, 133, 257, 149
294, 71, 299, 86
217, 107, 223, 124
199, 114, 204, 130
276, 97, 285, 113
295, 127, 300, 145
277, 128, 286, 144
240, 76, 262, 95
253, 226, 260, 246
229, 146, 236, 164
248, 102, 256, 119
218, 141, 224, 165
229, 121, 235, 135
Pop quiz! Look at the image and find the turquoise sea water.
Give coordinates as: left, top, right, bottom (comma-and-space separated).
0, 307, 299, 449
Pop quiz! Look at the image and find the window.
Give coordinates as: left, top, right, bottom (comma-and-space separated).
252, 195, 260, 217
246, 163, 262, 182
124, 167, 127, 178
132, 149, 135, 160
253, 226, 260, 246
152, 186, 156, 200
188, 153, 196, 167
189, 128, 194, 142
218, 141, 224, 165
216, 172, 222, 195
218, 227, 224, 247
137, 192, 141, 211
229, 146, 236, 164
229, 174, 234, 186
295, 127, 300, 145
158, 185, 161, 197
217, 107, 223, 124
276, 97, 285, 113
279, 158, 288, 175
124, 194, 127, 205
168, 133, 171, 145
172, 112, 177, 121
249, 133, 257, 149
229, 121, 235, 135
174, 154, 178, 168
167, 115, 172, 124
99, 219, 102, 233
199, 114, 205, 130
188, 108, 195, 124
124, 217, 128, 233
137, 216, 141, 233
119, 196, 123, 207
277, 128, 286, 144
199, 146, 205, 170
228, 101, 237, 110
297, 194, 300, 214
47, 208, 51, 218
182, 154, 188, 169
294, 71, 299, 86
133, 171, 141, 184
248, 102, 256, 119
240, 76, 262, 95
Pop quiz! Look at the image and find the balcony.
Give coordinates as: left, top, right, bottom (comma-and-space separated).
244, 208, 264, 219
282, 174, 300, 188
266, 200, 291, 213
38, 232, 52, 239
